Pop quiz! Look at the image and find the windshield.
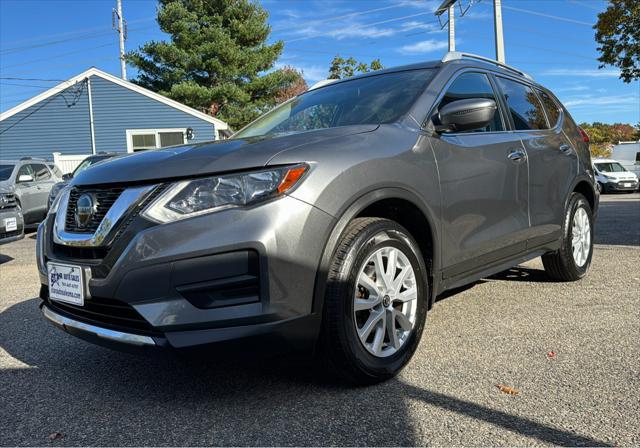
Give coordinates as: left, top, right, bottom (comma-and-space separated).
595, 162, 626, 173
0, 164, 15, 181
72, 156, 110, 177
234, 69, 435, 138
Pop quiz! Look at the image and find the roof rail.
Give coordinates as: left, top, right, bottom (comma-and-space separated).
441, 52, 534, 81
20, 156, 32, 160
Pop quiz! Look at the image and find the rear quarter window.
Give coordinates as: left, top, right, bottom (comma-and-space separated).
536, 89, 560, 128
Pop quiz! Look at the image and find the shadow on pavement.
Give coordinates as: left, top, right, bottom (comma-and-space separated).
487, 266, 555, 283
0, 253, 14, 265
0, 298, 611, 446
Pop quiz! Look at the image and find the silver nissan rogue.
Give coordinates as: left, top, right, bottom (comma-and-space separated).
37, 53, 598, 384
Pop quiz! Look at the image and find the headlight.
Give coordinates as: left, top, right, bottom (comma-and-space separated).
142, 164, 308, 224
48, 186, 68, 216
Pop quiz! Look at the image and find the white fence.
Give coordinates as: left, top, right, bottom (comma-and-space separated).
52, 152, 91, 174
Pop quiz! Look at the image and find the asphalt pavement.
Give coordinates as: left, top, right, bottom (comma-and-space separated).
1, 193, 638, 446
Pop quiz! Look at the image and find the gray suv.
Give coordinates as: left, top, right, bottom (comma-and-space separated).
37, 53, 598, 384
0, 158, 63, 226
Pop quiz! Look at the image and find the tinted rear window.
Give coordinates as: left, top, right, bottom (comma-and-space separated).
496, 77, 547, 130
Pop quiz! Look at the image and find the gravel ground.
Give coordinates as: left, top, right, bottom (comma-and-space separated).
0, 193, 638, 446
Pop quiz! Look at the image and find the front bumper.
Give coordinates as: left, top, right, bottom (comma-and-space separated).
0, 208, 24, 245
605, 180, 638, 191
38, 194, 335, 352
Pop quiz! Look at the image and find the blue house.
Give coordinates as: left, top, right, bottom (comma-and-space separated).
0, 68, 229, 171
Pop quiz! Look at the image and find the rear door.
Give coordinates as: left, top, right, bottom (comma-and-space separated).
430, 71, 530, 280
29, 163, 55, 218
495, 77, 577, 248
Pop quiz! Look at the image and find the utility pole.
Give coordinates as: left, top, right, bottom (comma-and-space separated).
448, 5, 455, 52
493, 0, 505, 63
113, 0, 127, 80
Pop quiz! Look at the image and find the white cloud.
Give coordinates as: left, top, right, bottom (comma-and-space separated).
541, 68, 621, 78
556, 85, 590, 92
398, 39, 449, 55
563, 94, 639, 107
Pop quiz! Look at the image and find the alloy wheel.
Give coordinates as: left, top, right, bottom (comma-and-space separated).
571, 207, 591, 267
353, 246, 418, 357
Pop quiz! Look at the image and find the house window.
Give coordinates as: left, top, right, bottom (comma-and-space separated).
126, 129, 187, 152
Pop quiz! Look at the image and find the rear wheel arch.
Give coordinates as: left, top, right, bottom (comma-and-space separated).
312, 188, 440, 317
572, 179, 596, 212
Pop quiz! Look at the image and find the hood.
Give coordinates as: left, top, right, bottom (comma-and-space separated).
73, 125, 378, 186
0, 180, 14, 193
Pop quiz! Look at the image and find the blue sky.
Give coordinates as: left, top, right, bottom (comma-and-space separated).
1, 0, 638, 124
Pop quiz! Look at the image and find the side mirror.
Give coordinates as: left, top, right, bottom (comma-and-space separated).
435, 98, 497, 133
18, 174, 34, 183
62, 173, 72, 181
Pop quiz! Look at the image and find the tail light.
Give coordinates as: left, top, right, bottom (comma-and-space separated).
578, 127, 590, 143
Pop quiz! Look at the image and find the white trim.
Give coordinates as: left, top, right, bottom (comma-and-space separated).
0, 67, 228, 131
125, 128, 187, 153
87, 78, 96, 155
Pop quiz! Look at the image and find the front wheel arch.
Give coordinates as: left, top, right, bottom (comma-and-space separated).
311, 187, 440, 318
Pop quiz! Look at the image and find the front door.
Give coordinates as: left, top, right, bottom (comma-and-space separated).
430, 71, 530, 280
14, 164, 39, 223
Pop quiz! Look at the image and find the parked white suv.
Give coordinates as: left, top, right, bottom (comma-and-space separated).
593, 158, 639, 193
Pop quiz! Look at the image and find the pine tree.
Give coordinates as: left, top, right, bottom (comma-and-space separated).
127, 0, 305, 129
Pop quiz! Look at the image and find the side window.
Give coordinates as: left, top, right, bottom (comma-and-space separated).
31, 164, 52, 181
536, 88, 560, 128
48, 164, 63, 178
16, 164, 34, 182
496, 77, 547, 130
436, 72, 504, 132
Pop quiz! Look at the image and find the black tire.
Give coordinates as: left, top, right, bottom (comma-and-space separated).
597, 182, 604, 193
542, 193, 594, 281
320, 217, 429, 385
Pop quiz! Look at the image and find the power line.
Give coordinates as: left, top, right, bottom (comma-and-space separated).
0, 17, 153, 48
0, 23, 155, 56
273, 3, 410, 32
0, 81, 87, 134
0, 77, 67, 82
501, 5, 593, 26
1, 43, 114, 70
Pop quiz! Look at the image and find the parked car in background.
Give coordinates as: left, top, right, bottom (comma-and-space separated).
37, 53, 598, 384
47, 152, 120, 210
0, 185, 24, 244
0, 158, 63, 227
593, 158, 639, 193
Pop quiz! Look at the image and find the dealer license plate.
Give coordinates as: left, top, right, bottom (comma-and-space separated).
47, 262, 85, 306
623, 183, 632, 187
4, 217, 17, 232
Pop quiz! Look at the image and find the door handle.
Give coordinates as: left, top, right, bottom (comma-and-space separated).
507, 150, 526, 163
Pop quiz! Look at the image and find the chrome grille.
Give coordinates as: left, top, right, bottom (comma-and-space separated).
64, 186, 125, 233
0, 193, 17, 209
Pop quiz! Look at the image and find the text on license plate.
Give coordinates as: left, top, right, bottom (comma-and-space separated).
47, 262, 85, 306
3, 217, 17, 232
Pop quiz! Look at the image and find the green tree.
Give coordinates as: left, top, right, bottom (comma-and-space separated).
328, 56, 383, 79
594, 0, 640, 83
126, 0, 305, 129
579, 122, 638, 157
